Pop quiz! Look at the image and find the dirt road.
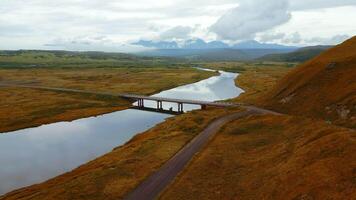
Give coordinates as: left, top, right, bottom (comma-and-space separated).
124, 107, 279, 200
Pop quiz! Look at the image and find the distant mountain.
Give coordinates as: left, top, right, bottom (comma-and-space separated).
182, 39, 229, 49
132, 40, 178, 49
133, 39, 297, 50
258, 45, 332, 62
132, 39, 298, 60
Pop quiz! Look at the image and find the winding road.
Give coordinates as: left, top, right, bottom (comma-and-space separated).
124, 106, 280, 200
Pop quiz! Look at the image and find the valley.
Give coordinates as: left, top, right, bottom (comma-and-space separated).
0, 37, 355, 200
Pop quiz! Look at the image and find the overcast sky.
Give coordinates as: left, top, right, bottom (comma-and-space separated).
0, 0, 355, 52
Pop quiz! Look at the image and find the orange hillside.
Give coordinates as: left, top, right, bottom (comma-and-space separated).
263, 36, 356, 128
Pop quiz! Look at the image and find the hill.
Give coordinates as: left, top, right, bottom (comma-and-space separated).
263, 36, 356, 128
258, 45, 332, 62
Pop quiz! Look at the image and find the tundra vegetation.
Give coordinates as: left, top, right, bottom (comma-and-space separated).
1, 35, 355, 200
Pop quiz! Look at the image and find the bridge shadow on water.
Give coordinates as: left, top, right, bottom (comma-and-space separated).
130, 106, 183, 115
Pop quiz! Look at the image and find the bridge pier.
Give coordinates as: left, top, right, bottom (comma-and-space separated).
157, 100, 163, 110
201, 105, 207, 110
138, 99, 144, 107
178, 103, 184, 113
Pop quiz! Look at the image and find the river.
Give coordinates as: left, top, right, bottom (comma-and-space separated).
0, 70, 243, 195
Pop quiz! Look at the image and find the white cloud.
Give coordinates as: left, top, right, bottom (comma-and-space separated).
259, 32, 286, 42
289, 0, 356, 10
159, 26, 193, 40
282, 32, 302, 44
305, 34, 351, 45
210, 0, 291, 41
0, 0, 355, 50
43, 36, 149, 53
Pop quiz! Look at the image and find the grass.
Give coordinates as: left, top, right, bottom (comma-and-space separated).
263, 36, 356, 128
160, 115, 356, 200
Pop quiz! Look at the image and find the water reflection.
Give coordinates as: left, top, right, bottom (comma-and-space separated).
0, 70, 243, 195
139, 71, 243, 111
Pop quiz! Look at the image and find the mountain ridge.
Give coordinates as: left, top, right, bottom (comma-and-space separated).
133, 39, 298, 50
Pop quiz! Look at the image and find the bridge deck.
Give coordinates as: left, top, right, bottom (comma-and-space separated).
119, 94, 237, 107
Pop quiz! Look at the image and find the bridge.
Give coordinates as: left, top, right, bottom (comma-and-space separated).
0, 82, 239, 114
119, 94, 237, 113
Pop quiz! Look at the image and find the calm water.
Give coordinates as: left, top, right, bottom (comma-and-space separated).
0, 70, 243, 195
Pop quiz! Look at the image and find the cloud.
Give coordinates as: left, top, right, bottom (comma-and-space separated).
282, 32, 302, 44
0, 0, 355, 50
305, 34, 350, 45
159, 26, 193, 40
210, 0, 291, 41
289, 0, 356, 10
259, 32, 286, 42
44, 36, 149, 52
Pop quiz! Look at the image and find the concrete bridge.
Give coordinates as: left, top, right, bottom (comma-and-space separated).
119, 94, 237, 113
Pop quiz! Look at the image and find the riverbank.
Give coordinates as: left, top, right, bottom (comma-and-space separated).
0, 67, 215, 133
1, 107, 242, 200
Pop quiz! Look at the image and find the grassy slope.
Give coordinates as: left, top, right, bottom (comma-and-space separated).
160, 115, 355, 200
0, 67, 215, 133
263, 36, 356, 128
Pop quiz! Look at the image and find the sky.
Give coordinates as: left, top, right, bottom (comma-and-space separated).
0, 0, 356, 52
